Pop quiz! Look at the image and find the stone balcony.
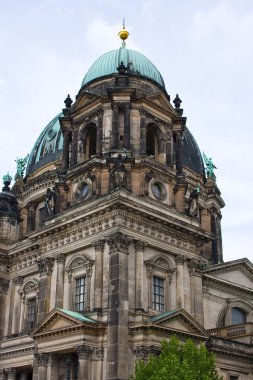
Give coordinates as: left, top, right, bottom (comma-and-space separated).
208, 322, 253, 344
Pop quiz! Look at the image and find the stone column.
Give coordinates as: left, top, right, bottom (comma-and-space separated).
47, 354, 58, 380
106, 232, 131, 380
93, 347, 104, 380
35, 353, 49, 380
188, 259, 204, 325
75, 345, 92, 380
139, 110, 146, 155
55, 254, 65, 308
27, 202, 36, 233
0, 278, 9, 338
71, 127, 78, 167
11, 276, 23, 334
134, 240, 145, 311
37, 257, 54, 322
124, 104, 130, 149
175, 132, 183, 175
6, 368, 16, 380
62, 131, 70, 171
111, 104, 119, 150
93, 240, 105, 312
176, 255, 185, 309
96, 109, 104, 156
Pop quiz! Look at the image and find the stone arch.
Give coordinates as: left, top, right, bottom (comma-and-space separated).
217, 299, 253, 327
78, 122, 97, 161
146, 123, 166, 159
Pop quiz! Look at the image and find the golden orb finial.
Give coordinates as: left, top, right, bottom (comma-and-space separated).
118, 20, 129, 41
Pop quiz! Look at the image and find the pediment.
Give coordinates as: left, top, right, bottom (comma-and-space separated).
30, 308, 99, 338
148, 309, 207, 337
203, 259, 253, 290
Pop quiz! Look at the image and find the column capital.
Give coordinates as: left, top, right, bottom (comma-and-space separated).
175, 255, 185, 265
35, 353, 49, 367
134, 240, 146, 252
187, 258, 202, 277
56, 253, 65, 264
37, 257, 54, 276
0, 278, 9, 295
13, 276, 23, 286
106, 232, 131, 254
6, 368, 16, 380
92, 239, 105, 252
75, 345, 93, 359
94, 347, 104, 361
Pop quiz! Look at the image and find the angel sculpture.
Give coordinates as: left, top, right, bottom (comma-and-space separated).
15, 154, 29, 178
203, 152, 217, 177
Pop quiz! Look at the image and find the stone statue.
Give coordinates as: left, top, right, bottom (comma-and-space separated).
203, 152, 217, 177
188, 185, 200, 219
15, 154, 29, 178
45, 188, 57, 217
110, 154, 127, 190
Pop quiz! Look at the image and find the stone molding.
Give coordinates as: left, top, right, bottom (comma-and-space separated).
106, 231, 131, 254
75, 345, 93, 359
0, 278, 9, 295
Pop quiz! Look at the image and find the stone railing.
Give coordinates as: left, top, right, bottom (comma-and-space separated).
208, 322, 253, 339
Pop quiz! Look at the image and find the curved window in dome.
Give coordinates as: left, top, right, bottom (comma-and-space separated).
78, 122, 97, 163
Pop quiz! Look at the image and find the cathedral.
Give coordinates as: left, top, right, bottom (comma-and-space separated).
0, 26, 253, 380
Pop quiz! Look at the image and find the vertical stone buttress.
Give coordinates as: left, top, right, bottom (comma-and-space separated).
106, 232, 131, 380
188, 259, 204, 325
71, 127, 78, 167
134, 240, 145, 311
11, 276, 23, 334
175, 132, 183, 175
124, 104, 130, 150
111, 104, 119, 150
93, 240, 105, 312
62, 131, 70, 171
0, 278, 9, 338
55, 254, 65, 308
175, 255, 185, 308
96, 109, 104, 156
37, 257, 54, 322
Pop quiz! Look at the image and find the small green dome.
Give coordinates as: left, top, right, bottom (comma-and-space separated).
81, 45, 165, 88
26, 113, 63, 174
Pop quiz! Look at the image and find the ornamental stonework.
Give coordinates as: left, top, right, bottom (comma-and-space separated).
106, 232, 131, 253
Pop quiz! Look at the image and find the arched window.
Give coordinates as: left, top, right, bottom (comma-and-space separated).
78, 122, 97, 162
146, 128, 156, 157
231, 307, 246, 325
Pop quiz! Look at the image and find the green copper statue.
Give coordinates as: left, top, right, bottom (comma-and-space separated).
15, 154, 29, 178
203, 152, 217, 177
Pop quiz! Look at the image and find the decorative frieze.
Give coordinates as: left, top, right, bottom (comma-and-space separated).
106, 232, 131, 253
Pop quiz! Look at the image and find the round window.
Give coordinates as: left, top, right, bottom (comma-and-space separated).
151, 181, 166, 201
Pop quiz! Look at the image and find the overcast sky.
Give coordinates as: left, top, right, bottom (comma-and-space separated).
0, 0, 252, 263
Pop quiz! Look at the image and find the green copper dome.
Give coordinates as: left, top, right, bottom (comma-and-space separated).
81, 45, 165, 88
26, 113, 63, 174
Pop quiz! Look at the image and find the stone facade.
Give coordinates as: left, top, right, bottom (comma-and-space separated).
0, 39, 252, 380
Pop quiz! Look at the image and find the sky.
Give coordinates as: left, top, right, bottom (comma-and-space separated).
0, 0, 252, 263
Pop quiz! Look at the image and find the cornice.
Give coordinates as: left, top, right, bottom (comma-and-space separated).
203, 274, 253, 295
